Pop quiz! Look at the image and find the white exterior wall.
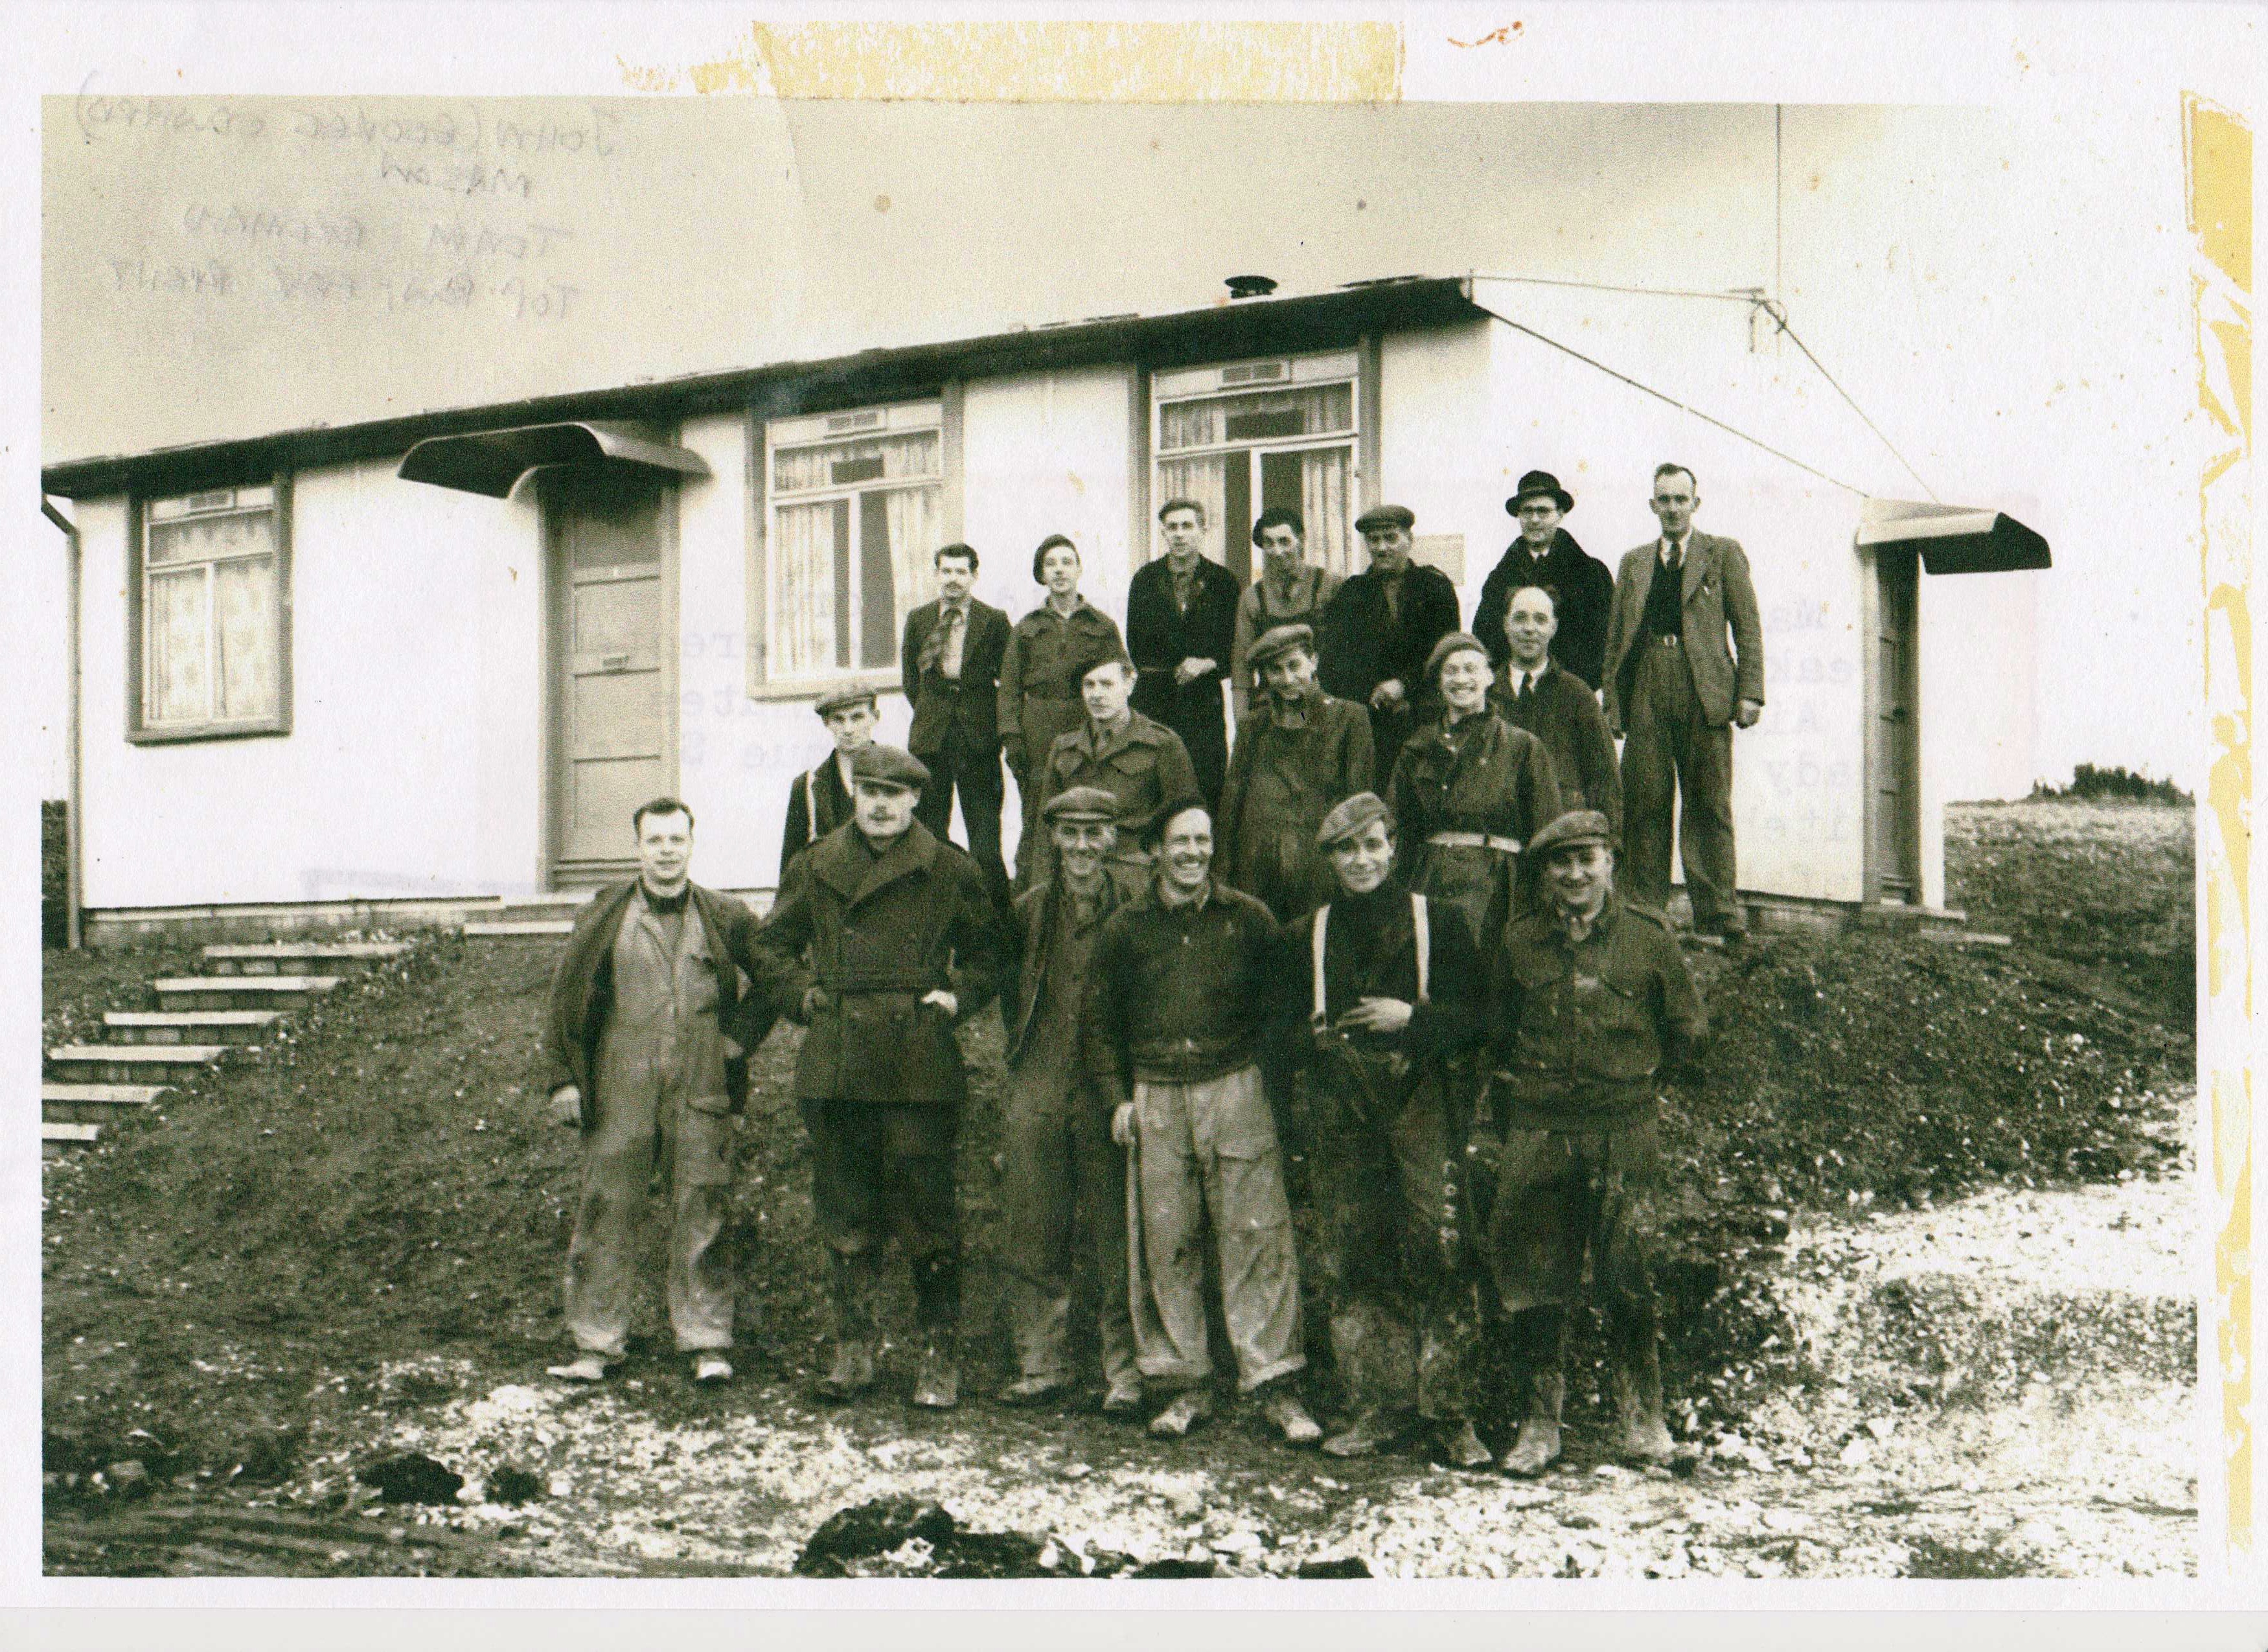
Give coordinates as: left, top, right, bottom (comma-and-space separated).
1377, 322, 1502, 588
76, 457, 546, 911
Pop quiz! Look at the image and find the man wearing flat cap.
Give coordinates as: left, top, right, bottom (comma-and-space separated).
1318, 505, 1462, 781
757, 742, 1004, 1410
1289, 793, 1492, 1467
1480, 808, 1706, 1477
995, 785, 1148, 1410
1025, 647, 1200, 891
780, 685, 878, 883
1471, 472, 1614, 690
1217, 622, 1375, 924
1230, 508, 1343, 724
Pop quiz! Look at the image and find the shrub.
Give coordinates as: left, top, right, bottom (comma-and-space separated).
42, 799, 67, 948
2030, 764, 2191, 805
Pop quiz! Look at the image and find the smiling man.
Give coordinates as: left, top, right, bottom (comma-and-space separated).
1025, 647, 1199, 890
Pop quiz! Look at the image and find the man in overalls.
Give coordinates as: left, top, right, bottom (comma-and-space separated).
542, 797, 779, 1386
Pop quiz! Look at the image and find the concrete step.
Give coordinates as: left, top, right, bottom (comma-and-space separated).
487, 891, 595, 924
104, 1009, 284, 1046
43, 1121, 102, 1158
461, 920, 575, 938
43, 1082, 172, 1125
47, 1044, 228, 1085
201, 941, 409, 976
151, 974, 341, 1012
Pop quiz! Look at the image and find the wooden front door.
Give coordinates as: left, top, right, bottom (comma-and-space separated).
1865, 547, 1920, 902
549, 463, 675, 882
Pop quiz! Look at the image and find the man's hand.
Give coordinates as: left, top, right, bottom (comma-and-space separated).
800, 985, 831, 1020
1112, 1102, 1137, 1147
922, 988, 959, 1020
1734, 698, 1763, 729
548, 1085, 582, 1129
1370, 678, 1406, 710
1174, 657, 1215, 686
1338, 996, 1414, 1036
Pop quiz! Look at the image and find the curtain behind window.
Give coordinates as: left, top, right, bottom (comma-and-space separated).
1299, 447, 1355, 578
147, 567, 208, 724
1154, 456, 1228, 566
882, 486, 942, 650
772, 501, 838, 676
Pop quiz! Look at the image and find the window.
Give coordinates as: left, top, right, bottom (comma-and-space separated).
1152, 350, 1360, 584
132, 481, 291, 740
762, 400, 945, 688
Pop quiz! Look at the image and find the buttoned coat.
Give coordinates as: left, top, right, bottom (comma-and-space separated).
1493, 660, 1621, 836
1217, 689, 1375, 921
1125, 555, 1241, 728
901, 597, 1012, 757
757, 820, 1004, 1107
1601, 531, 1765, 733
1469, 530, 1615, 689
542, 880, 779, 1129
1387, 711, 1564, 946
996, 598, 1124, 775
1316, 562, 1463, 711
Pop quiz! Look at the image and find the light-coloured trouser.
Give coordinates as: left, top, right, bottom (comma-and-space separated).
1000, 1062, 1137, 1389
564, 1088, 735, 1359
1127, 1064, 1307, 1392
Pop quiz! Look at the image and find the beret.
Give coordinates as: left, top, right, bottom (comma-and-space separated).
1528, 809, 1616, 859
1041, 785, 1121, 825
813, 684, 879, 719
849, 744, 930, 791
1316, 790, 1393, 851
1141, 792, 1211, 851
1422, 630, 1492, 685
1353, 503, 1416, 534
1247, 623, 1316, 670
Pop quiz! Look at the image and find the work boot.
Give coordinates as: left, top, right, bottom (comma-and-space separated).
1438, 1419, 1495, 1471
1321, 1408, 1408, 1459
1101, 1377, 1147, 1417
545, 1352, 617, 1384
1149, 1386, 1215, 1438
1501, 1371, 1564, 1479
1261, 1384, 1323, 1447
816, 1250, 877, 1403
910, 1253, 963, 1410
1612, 1338, 1676, 1466
691, 1353, 734, 1385
999, 1373, 1071, 1406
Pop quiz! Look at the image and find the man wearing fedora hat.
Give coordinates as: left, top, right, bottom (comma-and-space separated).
1217, 622, 1375, 924
1471, 471, 1614, 691
780, 685, 878, 883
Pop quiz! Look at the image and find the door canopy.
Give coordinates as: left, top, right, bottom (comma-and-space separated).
1857, 498, 2051, 575
397, 421, 711, 499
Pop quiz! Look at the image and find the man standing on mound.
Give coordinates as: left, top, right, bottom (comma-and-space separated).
542, 797, 779, 1387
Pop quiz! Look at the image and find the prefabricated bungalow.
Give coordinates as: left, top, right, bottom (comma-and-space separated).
40, 272, 2046, 943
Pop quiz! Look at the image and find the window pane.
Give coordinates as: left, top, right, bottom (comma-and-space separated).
772, 500, 846, 676
214, 555, 280, 719
880, 485, 943, 666
1297, 446, 1357, 578
150, 509, 272, 567
148, 566, 209, 724
775, 430, 940, 494
1158, 383, 1352, 452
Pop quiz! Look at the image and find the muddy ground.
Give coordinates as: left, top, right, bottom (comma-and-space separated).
42, 799, 2197, 1577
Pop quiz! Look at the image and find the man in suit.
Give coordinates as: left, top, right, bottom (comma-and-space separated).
1471, 470, 1615, 690
1492, 582, 1621, 835
542, 797, 780, 1387
902, 542, 1013, 908
1125, 499, 1241, 812
1317, 504, 1462, 782
780, 685, 876, 883
1601, 465, 1765, 939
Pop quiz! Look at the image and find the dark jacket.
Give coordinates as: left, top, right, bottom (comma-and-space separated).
542, 880, 779, 1127
1492, 660, 1621, 835
1470, 530, 1614, 688
1025, 711, 1198, 888
1285, 882, 1483, 1066
1602, 531, 1765, 733
1388, 710, 1564, 948
1125, 555, 1240, 733
1083, 880, 1294, 1106
902, 597, 1012, 757
1487, 893, 1706, 1129
996, 598, 1124, 774
757, 820, 1003, 1107
1001, 862, 1146, 1068
1317, 561, 1463, 711
1217, 689, 1375, 922
780, 753, 855, 883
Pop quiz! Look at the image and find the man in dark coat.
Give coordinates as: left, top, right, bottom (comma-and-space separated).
1217, 623, 1375, 924
1600, 465, 1765, 937
780, 685, 876, 882
542, 797, 781, 1386
996, 786, 1148, 1410
1025, 648, 1200, 890
901, 542, 1013, 906
1318, 504, 1461, 782
1491, 583, 1621, 834
1471, 471, 1614, 689
757, 744, 1004, 1410
1125, 498, 1240, 812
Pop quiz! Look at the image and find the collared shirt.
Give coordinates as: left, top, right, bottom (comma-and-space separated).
1658, 533, 1691, 569
1506, 659, 1552, 702
1167, 556, 1200, 615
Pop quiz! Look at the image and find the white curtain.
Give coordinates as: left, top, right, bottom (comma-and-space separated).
772, 501, 838, 675
882, 485, 943, 662
147, 567, 208, 723
1158, 384, 1353, 450
1153, 455, 1228, 566
214, 556, 279, 718
774, 430, 940, 494
1300, 446, 1356, 578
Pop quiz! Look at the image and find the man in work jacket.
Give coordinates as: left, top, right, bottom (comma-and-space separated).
779, 684, 876, 883
757, 743, 1005, 1410
1217, 622, 1375, 924
542, 797, 780, 1386
1025, 648, 1200, 891
1482, 809, 1707, 1476
1125, 498, 1241, 812
996, 785, 1148, 1412
1229, 507, 1343, 724
1289, 792, 1492, 1469
1317, 504, 1462, 783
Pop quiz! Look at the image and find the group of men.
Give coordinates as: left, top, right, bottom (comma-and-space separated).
541, 460, 1759, 1475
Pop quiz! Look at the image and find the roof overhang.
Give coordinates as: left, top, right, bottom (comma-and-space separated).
1857, 498, 2052, 575
397, 421, 711, 499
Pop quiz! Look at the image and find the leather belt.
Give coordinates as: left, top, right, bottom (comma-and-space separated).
1428, 831, 1522, 855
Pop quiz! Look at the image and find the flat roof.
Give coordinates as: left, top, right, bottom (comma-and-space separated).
41, 276, 1483, 499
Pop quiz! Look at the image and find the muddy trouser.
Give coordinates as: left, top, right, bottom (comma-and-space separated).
1307, 1050, 1479, 1422
1620, 641, 1739, 931
565, 1089, 736, 1358
1482, 1116, 1663, 1366
801, 1098, 963, 1333
1000, 1062, 1138, 1390
1125, 1064, 1307, 1392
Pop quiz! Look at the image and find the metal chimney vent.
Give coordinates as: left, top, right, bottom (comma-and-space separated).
1224, 275, 1279, 300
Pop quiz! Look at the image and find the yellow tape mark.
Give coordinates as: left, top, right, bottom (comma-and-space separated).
2188, 89, 2253, 1561
641, 19, 1403, 102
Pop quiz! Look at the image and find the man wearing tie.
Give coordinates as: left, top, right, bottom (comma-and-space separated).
1600, 465, 1765, 939
1493, 584, 1620, 835
902, 543, 1013, 906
